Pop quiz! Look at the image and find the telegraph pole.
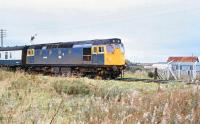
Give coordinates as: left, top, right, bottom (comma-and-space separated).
0, 29, 6, 47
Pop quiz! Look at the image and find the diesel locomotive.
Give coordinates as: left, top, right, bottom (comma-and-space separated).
0, 38, 125, 79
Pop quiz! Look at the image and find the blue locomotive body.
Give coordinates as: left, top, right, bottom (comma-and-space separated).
26, 40, 109, 66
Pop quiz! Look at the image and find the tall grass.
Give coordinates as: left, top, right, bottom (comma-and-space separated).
0, 69, 199, 123
53, 80, 91, 95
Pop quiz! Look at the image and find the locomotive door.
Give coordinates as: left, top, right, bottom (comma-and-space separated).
42, 46, 48, 64
92, 46, 98, 64
83, 47, 92, 64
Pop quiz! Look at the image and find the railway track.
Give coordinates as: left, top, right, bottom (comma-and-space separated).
115, 78, 179, 84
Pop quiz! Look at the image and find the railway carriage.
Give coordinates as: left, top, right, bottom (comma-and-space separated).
0, 38, 125, 79
0, 46, 26, 67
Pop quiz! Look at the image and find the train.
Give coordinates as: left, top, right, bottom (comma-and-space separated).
0, 38, 125, 79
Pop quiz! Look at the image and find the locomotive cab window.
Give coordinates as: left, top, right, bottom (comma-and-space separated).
106, 45, 115, 53
98, 46, 104, 54
27, 49, 35, 56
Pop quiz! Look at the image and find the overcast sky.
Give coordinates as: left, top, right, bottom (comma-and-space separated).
1, 0, 200, 63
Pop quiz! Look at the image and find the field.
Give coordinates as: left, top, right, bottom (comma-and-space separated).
0, 70, 199, 123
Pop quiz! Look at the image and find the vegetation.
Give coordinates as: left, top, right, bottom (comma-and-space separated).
0, 69, 199, 123
125, 59, 152, 79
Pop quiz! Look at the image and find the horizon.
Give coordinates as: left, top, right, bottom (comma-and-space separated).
1, 0, 200, 63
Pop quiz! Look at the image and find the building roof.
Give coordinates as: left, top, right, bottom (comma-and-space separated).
167, 57, 199, 62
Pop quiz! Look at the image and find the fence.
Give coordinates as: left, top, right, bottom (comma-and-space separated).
152, 62, 200, 81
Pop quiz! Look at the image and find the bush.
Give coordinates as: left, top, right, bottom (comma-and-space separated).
53, 80, 91, 95
148, 72, 154, 78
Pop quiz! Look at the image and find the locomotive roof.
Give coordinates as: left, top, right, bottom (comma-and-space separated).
0, 46, 25, 51
0, 38, 122, 50
28, 38, 121, 49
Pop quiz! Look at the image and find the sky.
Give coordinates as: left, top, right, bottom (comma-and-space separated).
1, 0, 200, 63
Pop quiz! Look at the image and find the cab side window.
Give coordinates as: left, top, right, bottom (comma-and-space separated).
93, 47, 97, 54
98, 46, 104, 54
27, 49, 35, 56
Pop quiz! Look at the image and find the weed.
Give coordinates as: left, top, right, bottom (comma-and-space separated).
53, 80, 91, 95
0, 70, 199, 123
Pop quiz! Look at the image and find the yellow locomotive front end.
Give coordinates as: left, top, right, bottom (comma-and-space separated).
104, 43, 125, 66
90, 40, 125, 78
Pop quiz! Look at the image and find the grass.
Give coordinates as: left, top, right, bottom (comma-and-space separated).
0, 69, 199, 123
124, 70, 151, 79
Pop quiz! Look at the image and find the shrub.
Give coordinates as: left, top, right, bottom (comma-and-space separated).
53, 80, 91, 95
148, 72, 154, 78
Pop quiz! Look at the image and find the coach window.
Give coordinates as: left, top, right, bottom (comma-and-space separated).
98, 46, 104, 54
5, 52, 8, 59
0, 53, 1, 58
10, 52, 12, 58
